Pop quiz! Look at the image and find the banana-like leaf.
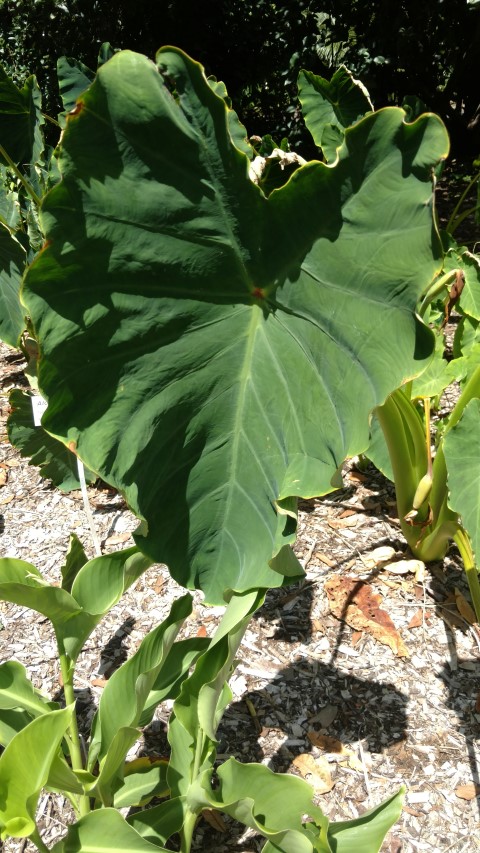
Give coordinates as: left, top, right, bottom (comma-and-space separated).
168, 590, 263, 798
0, 66, 43, 168
138, 635, 210, 727
88, 593, 192, 772
0, 706, 72, 840
0, 708, 31, 747
91, 726, 140, 806
113, 758, 169, 808
0, 550, 153, 661
444, 398, 480, 561
61, 532, 88, 592
51, 808, 167, 853
327, 788, 405, 853
0, 223, 26, 346
7, 389, 96, 491
191, 758, 331, 853
0, 661, 52, 717
298, 66, 372, 160
127, 796, 186, 846
23, 48, 447, 604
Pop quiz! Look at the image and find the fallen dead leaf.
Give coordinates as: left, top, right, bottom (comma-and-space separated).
361, 546, 396, 570
351, 630, 363, 646
454, 588, 477, 625
325, 575, 409, 657
327, 515, 358, 529
0, 468, 8, 486
0, 495, 14, 505
455, 782, 480, 800
202, 809, 227, 832
307, 732, 364, 773
407, 609, 425, 629
317, 552, 336, 568
346, 470, 367, 483
196, 625, 208, 637
104, 531, 132, 547
292, 753, 334, 794
91, 678, 108, 688
384, 559, 425, 576
338, 508, 357, 519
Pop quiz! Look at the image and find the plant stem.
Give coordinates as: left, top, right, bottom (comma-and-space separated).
58, 644, 90, 817
446, 171, 480, 234
0, 143, 42, 206
31, 827, 50, 853
454, 528, 480, 624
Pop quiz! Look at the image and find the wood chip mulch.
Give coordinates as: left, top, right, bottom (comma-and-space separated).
0, 343, 479, 853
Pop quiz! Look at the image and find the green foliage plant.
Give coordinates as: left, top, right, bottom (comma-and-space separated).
300, 69, 480, 621
0, 47, 454, 850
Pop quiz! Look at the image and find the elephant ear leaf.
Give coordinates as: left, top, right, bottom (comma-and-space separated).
7, 389, 96, 492
298, 65, 373, 159
23, 47, 447, 604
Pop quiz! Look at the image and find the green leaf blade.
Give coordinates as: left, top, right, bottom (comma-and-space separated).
23, 49, 448, 603
0, 706, 72, 840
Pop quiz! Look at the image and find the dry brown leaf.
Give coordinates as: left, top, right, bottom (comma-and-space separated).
196, 625, 208, 637
91, 678, 108, 688
0, 468, 8, 486
5, 458, 20, 467
454, 782, 480, 800
351, 630, 363, 646
454, 588, 477, 625
0, 495, 14, 505
327, 515, 358, 529
317, 552, 336, 568
325, 575, 409, 657
307, 732, 363, 772
407, 609, 424, 629
338, 508, 357, 519
292, 753, 334, 794
152, 576, 165, 594
346, 470, 367, 483
202, 809, 227, 832
104, 531, 132, 546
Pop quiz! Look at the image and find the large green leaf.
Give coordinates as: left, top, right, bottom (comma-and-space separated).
0, 223, 26, 346
57, 56, 95, 116
0, 549, 152, 662
327, 788, 405, 853
51, 808, 167, 853
7, 389, 96, 491
0, 66, 43, 168
23, 48, 447, 604
298, 66, 373, 160
444, 398, 480, 561
0, 706, 72, 840
0, 661, 52, 717
88, 593, 192, 772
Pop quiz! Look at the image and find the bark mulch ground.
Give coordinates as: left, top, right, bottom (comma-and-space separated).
0, 339, 479, 853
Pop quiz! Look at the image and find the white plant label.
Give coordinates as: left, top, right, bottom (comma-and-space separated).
31, 394, 48, 427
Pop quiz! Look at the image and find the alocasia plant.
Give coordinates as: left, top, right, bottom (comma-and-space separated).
23, 47, 447, 604
0, 47, 453, 851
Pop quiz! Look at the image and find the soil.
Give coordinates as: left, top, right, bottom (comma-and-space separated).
0, 169, 479, 853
